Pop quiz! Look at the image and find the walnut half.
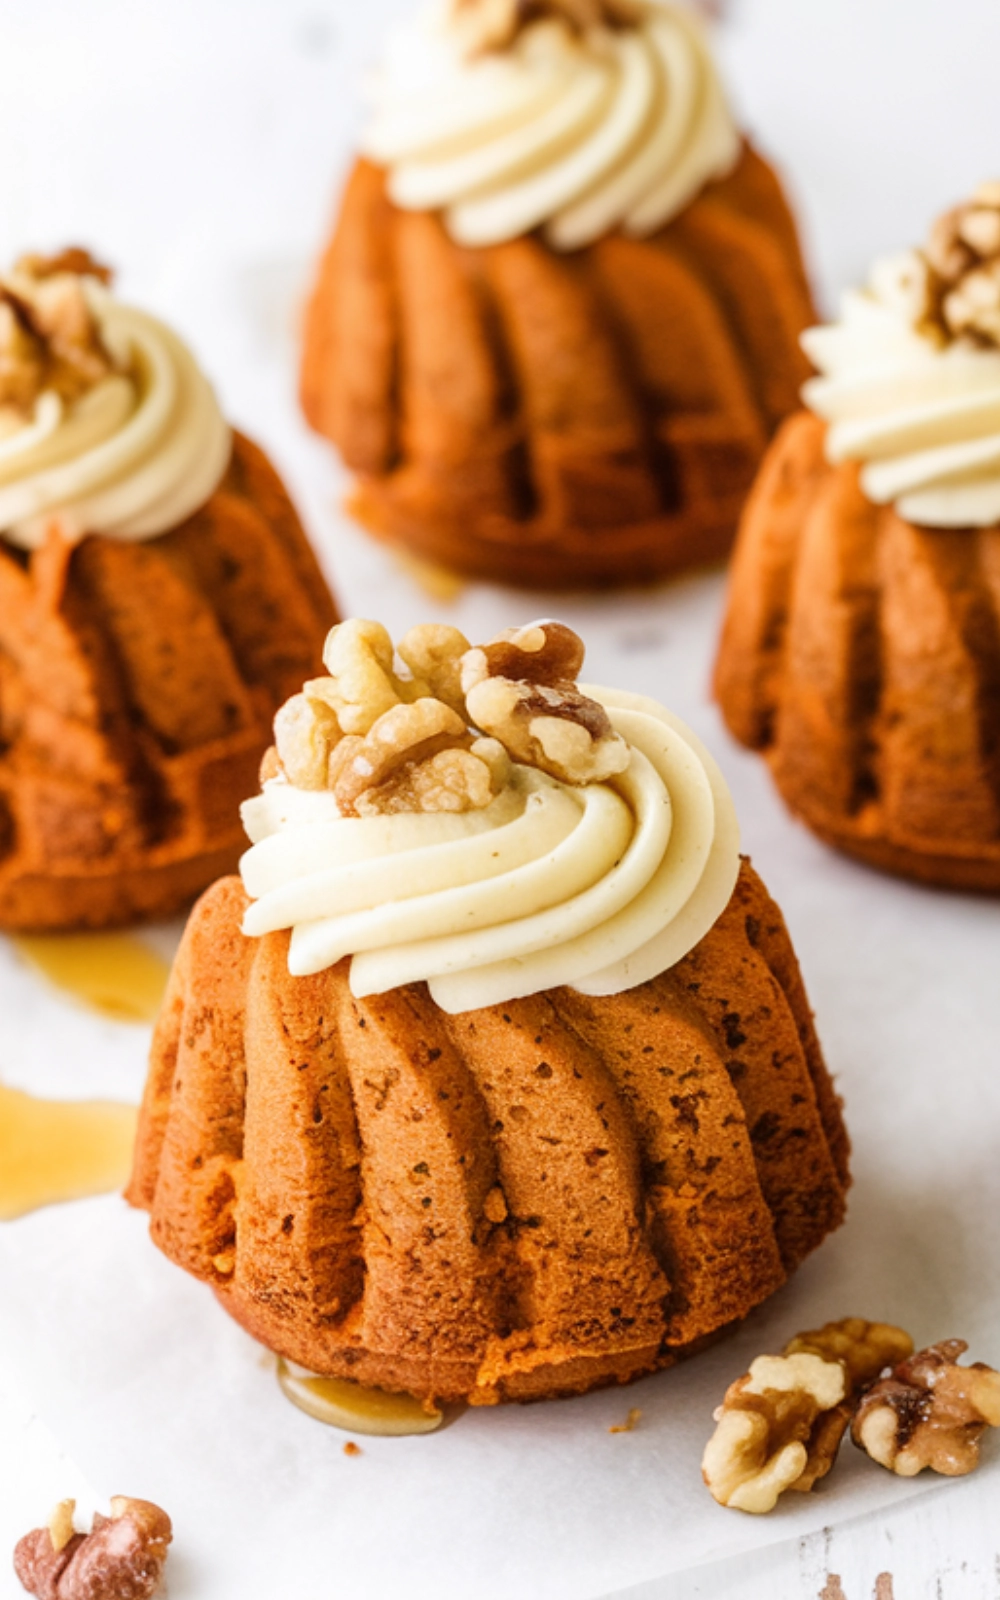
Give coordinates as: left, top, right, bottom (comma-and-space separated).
852, 1340, 1000, 1478
702, 1351, 847, 1514
461, 621, 629, 786
14, 1497, 172, 1600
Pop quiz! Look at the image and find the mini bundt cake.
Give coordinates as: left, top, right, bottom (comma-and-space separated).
300, 0, 815, 589
715, 185, 1000, 891
128, 618, 849, 1405
0, 249, 338, 930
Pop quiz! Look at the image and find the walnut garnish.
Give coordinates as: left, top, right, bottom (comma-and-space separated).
450, 0, 643, 55
397, 623, 471, 717
461, 621, 630, 785
269, 618, 627, 813
702, 1351, 848, 1513
330, 699, 507, 817
852, 1340, 1000, 1478
0, 250, 118, 419
909, 183, 1000, 348
14, 1497, 172, 1600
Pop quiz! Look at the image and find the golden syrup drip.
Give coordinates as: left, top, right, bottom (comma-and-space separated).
12, 932, 169, 1023
276, 1360, 447, 1437
0, 1084, 137, 1220
392, 550, 467, 604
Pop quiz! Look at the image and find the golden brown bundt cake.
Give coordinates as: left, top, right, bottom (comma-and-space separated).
715, 186, 1000, 892
0, 435, 337, 930
300, 0, 815, 590
0, 248, 338, 929
127, 862, 848, 1405
302, 150, 813, 591
128, 615, 848, 1405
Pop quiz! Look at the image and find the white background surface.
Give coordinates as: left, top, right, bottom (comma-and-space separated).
2, 2, 1000, 1597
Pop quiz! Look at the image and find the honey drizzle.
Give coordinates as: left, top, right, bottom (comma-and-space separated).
12, 932, 170, 1023
276, 1360, 447, 1437
0, 1084, 137, 1220
391, 550, 467, 604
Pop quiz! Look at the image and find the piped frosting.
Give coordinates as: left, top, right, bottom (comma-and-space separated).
361, 0, 740, 251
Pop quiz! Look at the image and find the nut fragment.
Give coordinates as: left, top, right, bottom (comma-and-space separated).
48, 1501, 78, 1555
702, 1351, 847, 1513
273, 692, 343, 791
0, 250, 118, 418
332, 699, 501, 817
852, 1340, 1000, 1478
461, 621, 629, 785
450, 0, 642, 55
915, 183, 1000, 347
782, 1318, 915, 1490
14, 1497, 172, 1600
397, 623, 471, 716
311, 618, 427, 736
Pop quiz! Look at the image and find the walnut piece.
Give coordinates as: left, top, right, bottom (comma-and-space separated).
782, 1318, 915, 1490
450, 0, 642, 55
852, 1340, 1000, 1478
702, 1351, 847, 1513
917, 183, 1000, 347
397, 623, 471, 717
14, 1497, 172, 1600
0, 250, 118, 418
331, 698, 504, 817
461, 621, 629, 785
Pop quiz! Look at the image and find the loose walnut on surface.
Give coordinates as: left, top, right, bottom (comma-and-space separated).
852, 1340, 1000, 1478
14, 1497, 172, 1600
702, 1351, 848, 1514
703, 1318, 915, 1510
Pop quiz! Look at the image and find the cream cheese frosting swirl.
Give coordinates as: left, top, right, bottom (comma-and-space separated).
361, 1, 740, 251
802, 252, 1000, 529
0, 268, 231, 551
240, 684, 739, 1015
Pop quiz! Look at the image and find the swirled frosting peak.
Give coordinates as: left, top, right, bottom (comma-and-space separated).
0, 248, 231, 551
802, 183, 1000, 529
361, 0, 741, 251
239, 618, 740, 1014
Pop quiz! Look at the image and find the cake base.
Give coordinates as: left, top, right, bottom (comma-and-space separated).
128, 860, 850, 1405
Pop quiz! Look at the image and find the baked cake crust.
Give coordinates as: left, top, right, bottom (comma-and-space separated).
300, 145, 815, 589
127, 859, 849, 1405
0, 434, 338, 930
715, 413, 1000, 892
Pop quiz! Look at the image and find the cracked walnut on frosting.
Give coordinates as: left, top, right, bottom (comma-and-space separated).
0, 249, 118, 421
893, 182, 1000, 349
271, 618, 629, 815
449, 0, 643, 55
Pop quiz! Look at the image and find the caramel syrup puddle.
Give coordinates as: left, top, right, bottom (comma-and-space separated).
0, 1084, 137, 1220
12, 932, 169, 1023
277, 1360, 448, 1437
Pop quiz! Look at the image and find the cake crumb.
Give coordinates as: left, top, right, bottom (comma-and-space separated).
343, 1441, 363, 1457
609, 1408, 641, 1434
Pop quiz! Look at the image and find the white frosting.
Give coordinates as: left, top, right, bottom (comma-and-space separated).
802, 251, 1000, 529
361, 1, 740, 251
239, 686, 740, 1015
0, 280, 231, 551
